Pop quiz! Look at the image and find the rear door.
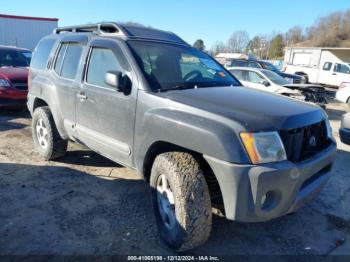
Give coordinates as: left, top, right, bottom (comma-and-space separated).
75, 39, 136, 166
50, 38, 87, 135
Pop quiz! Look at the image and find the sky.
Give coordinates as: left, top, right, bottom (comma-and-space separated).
1, 0, 350, 48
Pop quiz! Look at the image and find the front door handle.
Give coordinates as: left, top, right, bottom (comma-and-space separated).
77, 92, 88, 101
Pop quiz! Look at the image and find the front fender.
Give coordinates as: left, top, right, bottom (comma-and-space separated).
134, 105, 250, 173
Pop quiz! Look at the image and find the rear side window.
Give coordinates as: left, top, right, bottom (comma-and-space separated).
86, 48, 122, 88
31, 39, 56, 70
323, 62, 332, 71
54, 43, 83, 79
54, 44, 68, 75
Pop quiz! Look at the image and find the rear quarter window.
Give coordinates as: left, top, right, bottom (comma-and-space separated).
31, 39, 56, 70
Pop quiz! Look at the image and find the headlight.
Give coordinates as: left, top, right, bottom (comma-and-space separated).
0, 79, 11, 88
240, 131, 287, 164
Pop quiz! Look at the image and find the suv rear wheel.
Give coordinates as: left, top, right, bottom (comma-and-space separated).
32, 106, 68, 160
150, 152, 212, 251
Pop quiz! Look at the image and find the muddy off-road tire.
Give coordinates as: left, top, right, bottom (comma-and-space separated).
150, 152, 212, 251
32, 106, 67, 160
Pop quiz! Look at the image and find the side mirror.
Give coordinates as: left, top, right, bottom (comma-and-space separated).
261, 80, 270, 87
105, 71, 131, 93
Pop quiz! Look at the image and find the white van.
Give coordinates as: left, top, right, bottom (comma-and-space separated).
284, 47, 350, 87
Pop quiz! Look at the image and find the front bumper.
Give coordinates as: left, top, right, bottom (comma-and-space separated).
204, 143, 337, 222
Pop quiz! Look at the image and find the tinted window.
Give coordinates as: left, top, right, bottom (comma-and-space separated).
54, 44, 68, 75
323, 62, 332, 71
87, 48, 122, 88
248, 61, 261, 68
0, 49, 31, 67
334, 63, 350, 74
60, 44, 83, 79
31, 39, 56, 70
260, 61, 279, 72
230, 60, 247, 67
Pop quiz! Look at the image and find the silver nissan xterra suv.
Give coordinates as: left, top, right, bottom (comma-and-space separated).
27, 22, 337, 251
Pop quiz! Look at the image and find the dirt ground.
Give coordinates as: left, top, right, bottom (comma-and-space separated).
0, 99, 350, 257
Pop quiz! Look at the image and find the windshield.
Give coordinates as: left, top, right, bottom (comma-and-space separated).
0, 49, 31, 67
128, 41, 240, 90
260, 61, 279, 72
262, 69, 289, 85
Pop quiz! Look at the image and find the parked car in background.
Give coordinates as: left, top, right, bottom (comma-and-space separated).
225, 58, 306, 84
0, 46, 31, 108
229, 67, 327, 107
340, 113, 350, 145
335, 82, 350, 106
284, 47, 350, 88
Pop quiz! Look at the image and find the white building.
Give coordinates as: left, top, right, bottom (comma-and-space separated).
0, 14, 58, 50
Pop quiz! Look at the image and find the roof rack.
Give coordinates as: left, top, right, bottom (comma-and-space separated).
54, 22, 127, 38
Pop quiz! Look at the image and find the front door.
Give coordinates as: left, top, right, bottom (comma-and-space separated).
75, 39, 137, 166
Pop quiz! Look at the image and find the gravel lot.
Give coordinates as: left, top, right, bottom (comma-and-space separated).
0, 99, 349, 257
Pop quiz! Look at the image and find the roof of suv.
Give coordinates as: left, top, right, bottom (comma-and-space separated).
53, 22, 189, 46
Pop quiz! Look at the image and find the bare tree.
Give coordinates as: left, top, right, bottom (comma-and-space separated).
227, 31, 250, 52
285, 26, 304, 46
210, 41, 227, 55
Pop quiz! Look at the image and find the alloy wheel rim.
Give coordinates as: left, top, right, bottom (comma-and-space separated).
156, 174, 176, 230
36, 118, 48, 149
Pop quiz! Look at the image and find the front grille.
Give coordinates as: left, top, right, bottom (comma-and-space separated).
279, 121, 332, 163
12, 81, 28, 91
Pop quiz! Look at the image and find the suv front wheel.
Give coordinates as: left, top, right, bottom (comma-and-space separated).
32, 106, 68, 160
150, 152, 212, 251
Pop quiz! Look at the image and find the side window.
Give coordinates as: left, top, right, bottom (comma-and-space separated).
230, 70, 245, 81
248, 61, 261, 68
334, 63, 350, 74
323, 62, 332, 71
54, 44, 68, 75
30, 39, 56, 70
247, 71, 265, 83
86, 48, 122, 88
60, 44, 83, 79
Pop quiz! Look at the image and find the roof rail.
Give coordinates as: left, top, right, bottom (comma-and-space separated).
53, 22, 127, 38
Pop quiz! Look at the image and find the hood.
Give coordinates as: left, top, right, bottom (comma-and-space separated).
0, 67, 28, 82
271, 84, 301, 95
158, 86, 324, 131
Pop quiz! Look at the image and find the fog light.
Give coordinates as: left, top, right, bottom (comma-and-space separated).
260, 191, 281, 211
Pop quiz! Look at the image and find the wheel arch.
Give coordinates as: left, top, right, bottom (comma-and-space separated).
143, 141, 224, 209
